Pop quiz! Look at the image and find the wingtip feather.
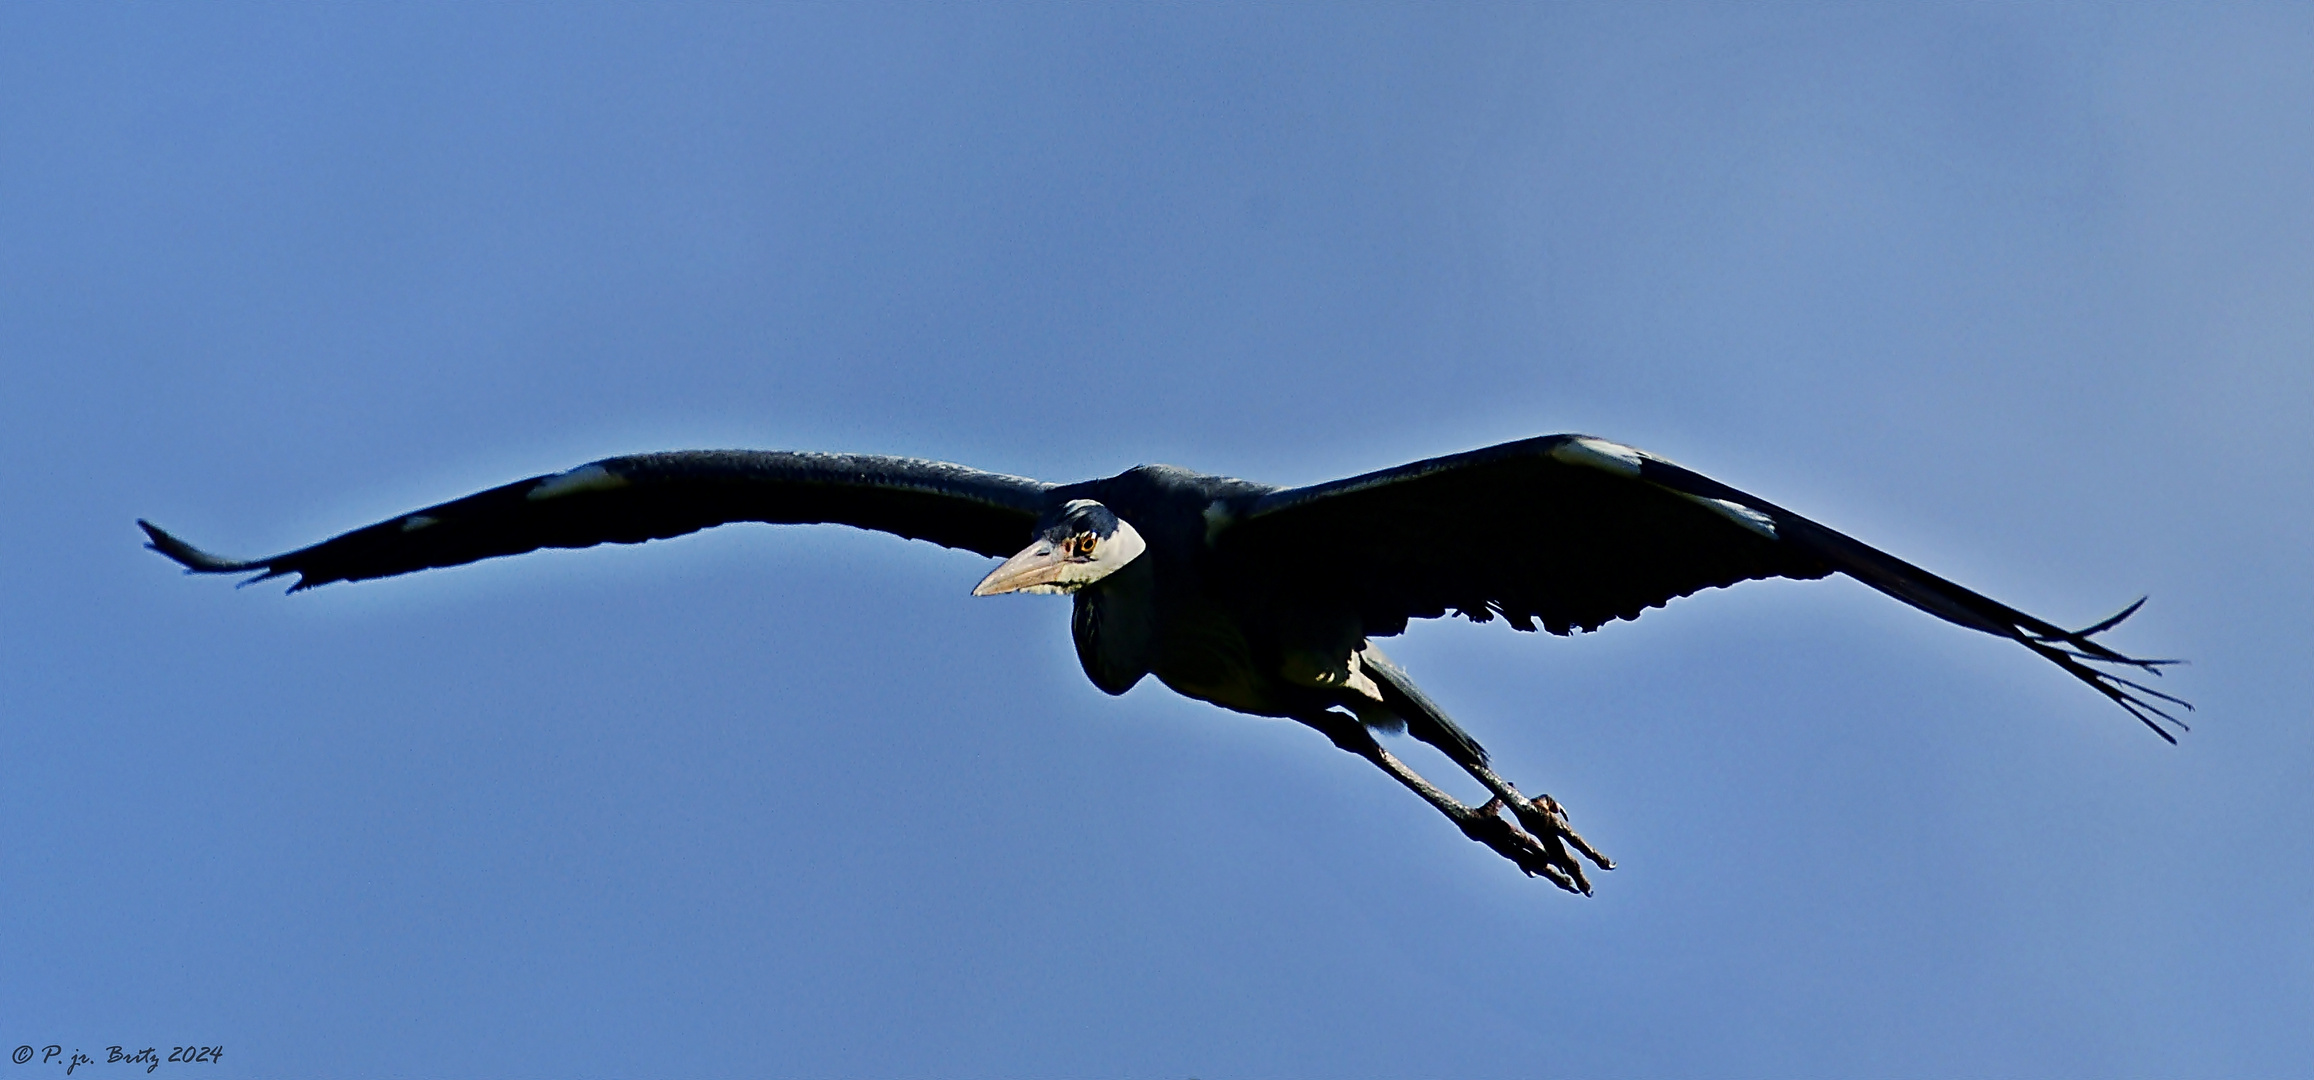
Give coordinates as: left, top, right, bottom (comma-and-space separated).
2018, 636, 2193, 743
139, 519, 261, 573
2074, 596, 2148, 638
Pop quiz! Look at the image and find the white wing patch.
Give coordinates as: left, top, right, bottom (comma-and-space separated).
1684, 495, 1777, 539
399, 515, 439, 532
1548, 436, 1646, 477
1548, 437, 1774, 537
527, 463, 630, 501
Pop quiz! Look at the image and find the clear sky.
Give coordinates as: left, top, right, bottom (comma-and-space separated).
5, 4, 2310, 1076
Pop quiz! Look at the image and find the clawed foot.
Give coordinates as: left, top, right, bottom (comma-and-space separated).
1454, 794, 1613, 894
1292, 709, 1614, 894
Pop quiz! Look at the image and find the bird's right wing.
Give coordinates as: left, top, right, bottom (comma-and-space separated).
141, 451, 1057, 591
1226, 434, 2187, 740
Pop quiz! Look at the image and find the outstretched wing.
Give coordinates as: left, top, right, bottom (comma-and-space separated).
1228, 434, 2187, 740
141, 451, 1057, 591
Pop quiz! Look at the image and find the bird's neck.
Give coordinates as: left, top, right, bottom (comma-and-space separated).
1071, 554, 1156, 695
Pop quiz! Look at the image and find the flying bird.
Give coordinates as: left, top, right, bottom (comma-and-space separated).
140, 434, 2185, 893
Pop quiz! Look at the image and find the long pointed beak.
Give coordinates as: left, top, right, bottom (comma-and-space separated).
972, 541, 1071, 596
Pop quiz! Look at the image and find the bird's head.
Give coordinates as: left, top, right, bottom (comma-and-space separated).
972, 499, 1148, 596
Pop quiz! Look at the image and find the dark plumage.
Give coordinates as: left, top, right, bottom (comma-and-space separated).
141, 434, 2185, 893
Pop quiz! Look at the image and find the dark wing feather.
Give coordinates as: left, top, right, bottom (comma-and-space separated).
1231, 435, 1826, 637
141, 451, 1056, 591
1230, 434, 2187, 740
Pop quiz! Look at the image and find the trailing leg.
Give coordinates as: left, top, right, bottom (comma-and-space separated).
1356, 645, 1614, 883
1291, 709, 1593, 894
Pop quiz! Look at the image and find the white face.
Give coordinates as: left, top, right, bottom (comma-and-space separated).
971, 500, 1148, 596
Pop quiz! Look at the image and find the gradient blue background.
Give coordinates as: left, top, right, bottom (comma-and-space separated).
6, 5, 2309, 1076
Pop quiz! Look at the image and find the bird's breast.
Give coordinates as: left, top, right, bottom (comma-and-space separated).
1151, 599, 1292, 717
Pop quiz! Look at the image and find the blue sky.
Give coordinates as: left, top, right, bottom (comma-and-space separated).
5, 4, 2310, 1076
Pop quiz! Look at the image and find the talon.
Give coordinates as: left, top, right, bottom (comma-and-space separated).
1507, 791, 1614, 873
1453, 799, 1589, 894
1538, 861, 1584, 894
1301, 714, 1605, 894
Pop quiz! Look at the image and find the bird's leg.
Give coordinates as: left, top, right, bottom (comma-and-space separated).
1292, 711, 1592, 894
1352, 645, 1614, 882
1458, 761, 1614, 877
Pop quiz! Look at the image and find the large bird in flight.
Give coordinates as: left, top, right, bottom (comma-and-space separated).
141, 434, 2184, 893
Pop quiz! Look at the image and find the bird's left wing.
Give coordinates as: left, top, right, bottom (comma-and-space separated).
141, 451, 1057, 591
1225, 434, 2186, 740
